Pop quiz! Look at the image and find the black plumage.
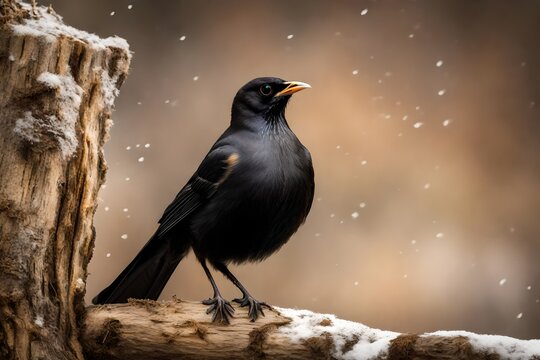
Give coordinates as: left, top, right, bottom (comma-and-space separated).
93, 77, 314, 323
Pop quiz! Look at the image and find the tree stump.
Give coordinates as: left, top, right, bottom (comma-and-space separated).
0, 1, 130, 359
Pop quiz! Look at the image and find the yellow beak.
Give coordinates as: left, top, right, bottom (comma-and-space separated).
275, 81, 312, 97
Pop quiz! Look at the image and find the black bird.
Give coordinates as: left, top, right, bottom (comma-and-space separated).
92, 77, 314, 324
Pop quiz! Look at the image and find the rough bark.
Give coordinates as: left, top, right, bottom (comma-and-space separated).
81, 301, 540, 360
0, 1, 130, 359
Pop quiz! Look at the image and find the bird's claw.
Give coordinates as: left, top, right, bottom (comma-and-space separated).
233, 295, 271, 322
202, 295, 234, 324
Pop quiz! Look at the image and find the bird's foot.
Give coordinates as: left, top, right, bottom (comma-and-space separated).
202, 295, 235, 324
233, 294, 271, 322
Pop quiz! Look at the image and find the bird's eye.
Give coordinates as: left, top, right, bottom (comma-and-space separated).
259, 84, 273, 96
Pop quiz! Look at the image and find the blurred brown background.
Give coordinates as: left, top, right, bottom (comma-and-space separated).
47, 0, 539, 338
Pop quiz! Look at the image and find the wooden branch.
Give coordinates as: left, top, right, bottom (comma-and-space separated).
82, 301, 540, 360
0, 2, 130, 359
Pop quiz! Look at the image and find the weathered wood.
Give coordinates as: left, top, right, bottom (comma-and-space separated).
0, 1, 130, 359
82, 301, 540, 360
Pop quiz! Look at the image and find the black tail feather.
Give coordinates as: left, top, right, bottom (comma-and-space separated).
92, 228, 191, 304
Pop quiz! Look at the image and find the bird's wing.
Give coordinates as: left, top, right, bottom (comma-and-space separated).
155, 146, 239, 238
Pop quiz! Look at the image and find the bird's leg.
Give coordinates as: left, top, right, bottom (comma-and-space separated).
213, 262, 271, 322
198, 257, 234, 324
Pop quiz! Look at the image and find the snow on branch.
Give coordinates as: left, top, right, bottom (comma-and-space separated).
82, 301, 540, 360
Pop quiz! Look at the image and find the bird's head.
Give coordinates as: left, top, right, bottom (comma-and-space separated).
231, 77, 311, 129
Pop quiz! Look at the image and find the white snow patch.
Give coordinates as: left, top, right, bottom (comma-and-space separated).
278, 308, 400, 360
11, 3, 129, 52
100, 70, 121, 109
75, 277, 85, 291
14, 72, 81, 157
425, 331, 540, 359
34, 315, 44, 327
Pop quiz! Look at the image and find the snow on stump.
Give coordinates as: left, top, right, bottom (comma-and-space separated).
0, 1, 130, 359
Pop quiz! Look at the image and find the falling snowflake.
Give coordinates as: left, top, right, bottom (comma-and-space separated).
144, 143, 151, 148
424, 183, 431, 189
361, 160, 368, 165
436, 232, 444, 238
527, 285, 532, 290
127, 4, 133, 9
438, 89, 446, 96
354, 281, 359, 286
110, 11, 115, 16
408, 33, 414, 38
179, 35, 187, 41
499, 278, 507, 286
351, 212, 359, 219
138, 157, 145, 163
123, 208, 129, 212
516, 313, 523, 319
121, 234, 128, 239
125, 177, 130, 181
442, 119, 452, 127
352, 69, 359, 75
413, 122, 423, 129
330, 213, 335, 218
193, 76, 199, 81
436, 60, 444, 67
106, 253, 111, 257
359, 202, 366, 208
287, 34, 294, 40
411, 240, 417, 245
360, 8, 368, 16
104, 206, 110, 212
